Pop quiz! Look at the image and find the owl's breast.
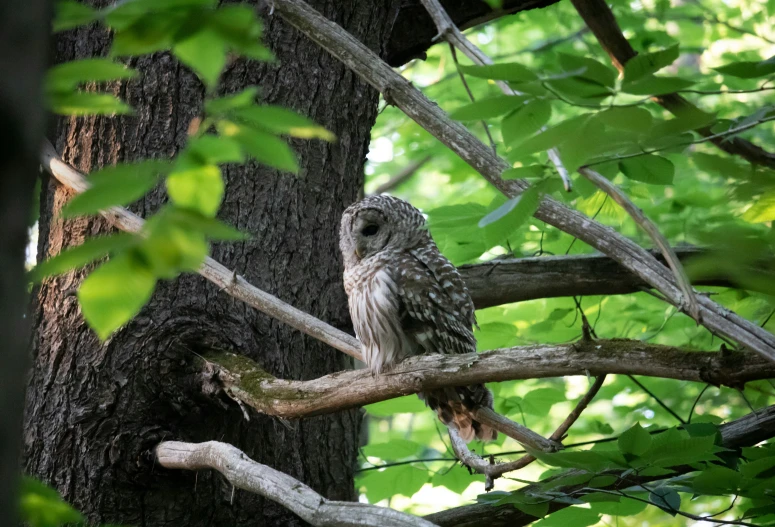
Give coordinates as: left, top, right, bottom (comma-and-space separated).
344, 263, 408, 374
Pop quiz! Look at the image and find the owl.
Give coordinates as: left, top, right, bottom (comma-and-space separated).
340, 195, 496, 442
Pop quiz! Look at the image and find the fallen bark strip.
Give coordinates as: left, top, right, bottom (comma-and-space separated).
426, 404, 775, 527
155, 441, 436, 527
459, 248, 761, 309
204, 340, 775, 418
268, 0, 775, 361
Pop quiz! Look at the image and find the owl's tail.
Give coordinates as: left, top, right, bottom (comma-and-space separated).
420, 384, 497, 443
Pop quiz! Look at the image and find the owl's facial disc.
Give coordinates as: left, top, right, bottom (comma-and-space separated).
352, 210, 390, 259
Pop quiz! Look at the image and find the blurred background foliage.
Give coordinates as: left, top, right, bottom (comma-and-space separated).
357, 0, 775, 523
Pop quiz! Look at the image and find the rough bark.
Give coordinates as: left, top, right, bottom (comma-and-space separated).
0, 0, 49, 524
23, 2, 395, 525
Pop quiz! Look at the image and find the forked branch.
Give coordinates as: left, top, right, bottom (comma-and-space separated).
267, 0, 775, 360
155, 441, 435, 527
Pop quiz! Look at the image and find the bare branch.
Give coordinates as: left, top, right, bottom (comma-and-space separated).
419, 0, 572, 191
204, 340, 775, 418
578, 167, 700, 321
570, 0, 775, 169
40, 140, 363, 362
427, 404, 775, 527
268, 0, 775, 360
472, 407, 561, 452
460, 247, 770, 309
371, 155, 433, 195
155, 441, 435, 527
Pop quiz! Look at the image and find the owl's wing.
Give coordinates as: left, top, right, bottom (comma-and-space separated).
393, 247, 476, 356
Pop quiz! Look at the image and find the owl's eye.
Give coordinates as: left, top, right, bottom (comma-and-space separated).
361, 224, 379, 237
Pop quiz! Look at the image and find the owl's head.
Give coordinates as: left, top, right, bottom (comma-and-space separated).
340, 195, 428, 265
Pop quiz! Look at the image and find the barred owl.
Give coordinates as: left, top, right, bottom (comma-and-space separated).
340, 195, 496, 442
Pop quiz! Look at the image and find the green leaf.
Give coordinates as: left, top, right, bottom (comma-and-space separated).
597, 107, 653, 132
648, 108, 716, 138
173, 29, 227, 90
478, 186, 541, 236
139, 209, 209, 277
450, 95, 529, 120
743, 190, 775, 223
557, 53, 617, 87
47, 91, 133, 116
29, 233, 136, 282
167, 208, 250, 240
501, 99, 552, 147
692, 466, 742, 494
208, 5, 273, 61
61, 160, 169, 217
509, 114, 591, 158
623, 44, 680, 83
521, 387, 565, 415
363, 439, 422, 460
78, 252, 157, 340
502, 165, 545, 180
365, 395, 426, 416
619, 155, 674, 185
533, 506, 600, 527
46, 58, 138, 91
20, 477, 85, 527
166, 159, 224, 217
587, 496, 649, 516
618, 423, 652, 457
358, 464, 428, 502
431, 464, 475, 493
53, 0, 98, 31
232, 105, 336, 141
715, 58, 775, 79
219, 122, 299, 173
187, 135, 245, 165
458, 63, 538, 83
741, 456, 775, 479
530, 449, 626, 471
206, 87, 260, 115
622, 75, 695, 95
649, 487, 681, 515
638, 434, 718, 467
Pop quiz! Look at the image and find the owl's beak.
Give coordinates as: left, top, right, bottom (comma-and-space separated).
355, 246, 364, 259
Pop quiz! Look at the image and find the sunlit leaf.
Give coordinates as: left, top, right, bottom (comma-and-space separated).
29, 233, 136, 282
365, 395, 426, 416
363, 439, 421, 460
358, 464, 428, 502
61, 160, 170, 217
166, 159, 224, 217
47, 92, 133, 116
173, 29, 227, 90
218, 121, 299, 173
206, 87, 260, 115
188, 135, 245, 165
597, 107, 653, 132
742, 190, 775, 223
231, 105, 335, 141
46, 58, 137, 91
78, 252, 157, 340
20, 477, 85, 527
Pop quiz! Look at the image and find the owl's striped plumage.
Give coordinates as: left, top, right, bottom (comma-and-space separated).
340, 195, 496, 442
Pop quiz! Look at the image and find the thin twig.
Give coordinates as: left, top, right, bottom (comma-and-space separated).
418, 0, 572, 191
156, 441, 435, 527
628, 375, 687, 424
578, 167, 700, 322
449, 43, 497, 153
370, 155, 433, 195
688, 383, 712, 423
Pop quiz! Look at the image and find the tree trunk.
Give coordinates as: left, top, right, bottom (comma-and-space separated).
23, 2, 395, 525
0, 0, 49, 524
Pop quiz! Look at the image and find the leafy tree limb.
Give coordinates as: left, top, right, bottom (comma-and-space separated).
570, 0, 775, 168
267, 0, 775, 360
